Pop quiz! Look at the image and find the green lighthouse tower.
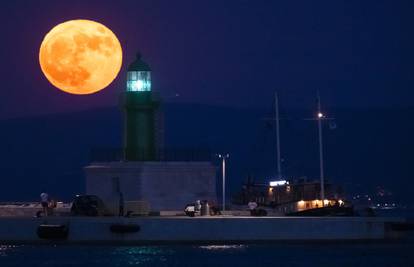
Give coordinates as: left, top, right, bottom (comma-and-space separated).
120, 52, 160, 161
85, 52, 216, 213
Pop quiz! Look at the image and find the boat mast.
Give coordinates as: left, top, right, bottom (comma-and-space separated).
317, 91, 325, 202
275, 92, 282, 179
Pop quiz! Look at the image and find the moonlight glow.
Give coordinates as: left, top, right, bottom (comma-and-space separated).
39, 19, 123, 95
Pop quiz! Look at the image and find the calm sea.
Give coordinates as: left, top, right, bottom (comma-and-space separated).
0, 242, 413, 267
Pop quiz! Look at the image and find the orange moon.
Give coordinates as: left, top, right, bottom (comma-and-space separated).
39, 19, 122, 95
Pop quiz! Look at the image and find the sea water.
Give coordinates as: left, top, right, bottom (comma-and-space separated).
0, 242, 413, 267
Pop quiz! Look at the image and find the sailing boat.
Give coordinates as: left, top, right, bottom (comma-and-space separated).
282, 92, 353, 216
232, 92, 354, 216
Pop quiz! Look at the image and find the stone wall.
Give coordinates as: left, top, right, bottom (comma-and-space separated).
0, 216, 406, 244
84, 161, 217, 212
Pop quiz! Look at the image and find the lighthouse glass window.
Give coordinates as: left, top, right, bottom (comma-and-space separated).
127, 71, 151, 92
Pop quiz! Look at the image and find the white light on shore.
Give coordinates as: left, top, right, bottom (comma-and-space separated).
269, 180, 287, 187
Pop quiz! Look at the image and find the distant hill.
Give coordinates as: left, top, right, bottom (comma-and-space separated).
0, 103, 413, 206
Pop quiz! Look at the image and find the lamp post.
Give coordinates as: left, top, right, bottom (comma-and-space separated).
218, 154, 229, 212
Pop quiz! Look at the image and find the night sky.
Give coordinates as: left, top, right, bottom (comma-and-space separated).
0, 0, 413, 119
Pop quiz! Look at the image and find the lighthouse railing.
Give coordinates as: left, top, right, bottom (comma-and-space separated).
89, 147, 212, 162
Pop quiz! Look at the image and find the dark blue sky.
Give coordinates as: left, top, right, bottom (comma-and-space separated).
0, 0, 413, 119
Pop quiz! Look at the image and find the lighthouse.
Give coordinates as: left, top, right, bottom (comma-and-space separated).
85, 51, 216, 213
120, 52, 160, 161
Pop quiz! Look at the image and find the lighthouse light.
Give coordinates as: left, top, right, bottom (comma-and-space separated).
127, 71, 151, 92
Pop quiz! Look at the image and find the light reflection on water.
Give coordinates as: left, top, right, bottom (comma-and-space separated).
0, 245, 18, 257
0, 243, 412, 267
111, 246, 172, 265
199, 245, 247, 251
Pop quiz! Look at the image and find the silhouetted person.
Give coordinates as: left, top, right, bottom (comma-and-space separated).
119, 192, 124, 217
210, 201, 221, 215
40, 192, 49, 216
48, 198, 57, 216
248, 200, 258, 216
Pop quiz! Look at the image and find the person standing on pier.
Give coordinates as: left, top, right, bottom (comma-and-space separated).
40, 192, 49, 216
248, 200, 258, 216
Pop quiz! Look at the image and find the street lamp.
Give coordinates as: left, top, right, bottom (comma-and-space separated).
218, 154, 229, 212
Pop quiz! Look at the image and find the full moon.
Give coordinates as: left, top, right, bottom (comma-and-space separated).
39, 19, 122, 95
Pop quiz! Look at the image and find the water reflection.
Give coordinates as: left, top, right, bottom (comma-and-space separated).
0, 243, 412, 267
0, 245, 18, 257
199, 245, 247, 251
111, 246, 172, 265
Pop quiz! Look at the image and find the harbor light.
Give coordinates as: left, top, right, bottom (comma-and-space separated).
286, 185, 291, 192
298, 200, 305, 210
323, 199, 329, 206
269, 180, 287, 187
338, 199, 344, 206
318, 112, 324, 118
268, 187, 273, 196
126, 53, 151, 92
132, 80, 145, 91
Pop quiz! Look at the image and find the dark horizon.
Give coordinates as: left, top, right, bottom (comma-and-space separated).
0, 103, 412, 208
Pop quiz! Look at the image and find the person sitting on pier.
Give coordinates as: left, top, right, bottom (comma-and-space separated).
209, 201, 222, 216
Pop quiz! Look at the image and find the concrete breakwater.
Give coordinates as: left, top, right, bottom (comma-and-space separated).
0, 216, 407, 245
